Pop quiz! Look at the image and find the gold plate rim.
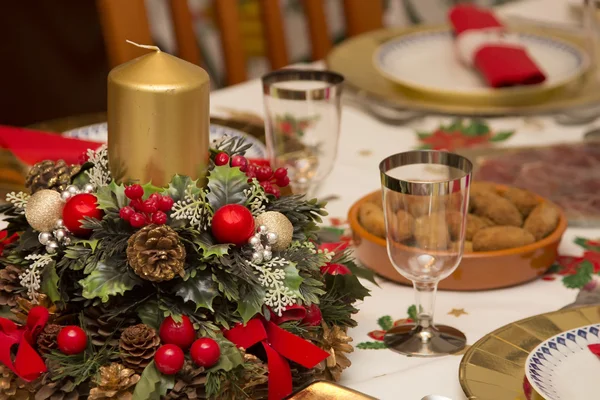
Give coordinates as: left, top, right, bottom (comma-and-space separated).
327, 24, 599, 116
459, 304, 600, 399
371, 27, 590, 106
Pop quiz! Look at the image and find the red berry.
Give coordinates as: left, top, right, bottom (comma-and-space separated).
149, 193, 162, 201
320, 263, 352, 275
119, 206, 135, 221
274, 167, 287, 180
271, 187, 281, 198
260, 181, 273, 193
154, 344, 185, 375
190, 338, 221, 368
159, 316, 196, 349
57, 326, 87, 355
130, 213, 146, 228
231, 155, 248, 171
256, 166, 273, 182
302, 304, 323, 326
130, 198, 144, 212
152, 211, 168, 225
158, 196, 174, 211
141, 199, 158, 214
125, 184, 144, 200
214, 152, 230, 166
276, 175, 290, 187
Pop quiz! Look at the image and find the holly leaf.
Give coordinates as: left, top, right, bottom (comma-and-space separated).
325, 273, 370, 301
236, 286, 265, 323
96, 181, 128, 211
345, 260, 377, 285
173, 271, 218, 311
562, 261, 594, 289
206, 335, 243, 373
137, 300, 163, 331
489, 131, 514, 142
377, 315, 393, 331
132, 361, 174, 400
206, 166, 249, 210
462, 119, 490, 136
15, 229, 42, 253
283, 262, 304, 299
407, 304, 417, 321
141, 182, 164, 199
41, 263, 60, 303
574, 237, 600, 252
193, 232, 230, 259
164, 175, 200, 203
79, 262, 142, 302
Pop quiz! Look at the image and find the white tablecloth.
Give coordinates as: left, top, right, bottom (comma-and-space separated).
210, 2, 596, 398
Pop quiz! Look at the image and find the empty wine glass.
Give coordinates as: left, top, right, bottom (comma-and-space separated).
262, 69, 344, 196
379, 150, 472, 357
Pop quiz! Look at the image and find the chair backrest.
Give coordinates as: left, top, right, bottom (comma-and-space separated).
96, 0, 383, 87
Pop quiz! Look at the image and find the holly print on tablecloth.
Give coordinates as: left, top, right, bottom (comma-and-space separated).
356, 305, 416, 350
548, 237, 600, 290
274, 113, 319, 138
416, 119, 514, 151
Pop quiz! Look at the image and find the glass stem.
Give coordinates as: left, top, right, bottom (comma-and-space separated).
413, 281, 437, 330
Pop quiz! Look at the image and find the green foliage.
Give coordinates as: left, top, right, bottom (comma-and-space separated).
563, 260, 594, 289
95, 181, 128, 217
132, 361, 174, 400
236, 285, 264, 323
325, 274, 370, 302
41, 264, 60, 303
206, 165, 249, 210
191, 231, 230, 260
207, 335, 243, 373
377, 315, 393, 331
136, 299, 162, 331
330, 250, 377, 285
266, 195, 327, 241
211, 135, 253, 157
164, 175, 201, 203
173, 271, 219, 311
79, 262, 143, 302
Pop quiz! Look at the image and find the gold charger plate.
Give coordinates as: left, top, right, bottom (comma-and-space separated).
327, 24, 599, 116
288, 381, 377, 400
459, 305, 600, 399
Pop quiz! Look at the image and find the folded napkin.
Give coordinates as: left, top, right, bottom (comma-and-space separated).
0, 125, 101, 166
448, 4, 546, 88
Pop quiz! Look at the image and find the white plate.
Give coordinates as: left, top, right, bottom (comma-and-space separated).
525, 323, 600, 399
62, 122, 267, 159
374, 29, 588, 96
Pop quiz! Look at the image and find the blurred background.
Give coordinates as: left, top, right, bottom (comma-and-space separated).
0, 0, 514, 127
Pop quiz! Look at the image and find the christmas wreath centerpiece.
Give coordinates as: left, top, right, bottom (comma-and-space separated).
0, 136, 373, 400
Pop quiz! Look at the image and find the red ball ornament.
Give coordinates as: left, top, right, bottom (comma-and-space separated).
211, 204, 255, 246
190, 338, 220, 368
62, 193, 103, 237
57, 326, 87, 355
154, 344, 185, 375
159, 316, 196, 349
320, 263, 352, 276
302, 304, 323, 326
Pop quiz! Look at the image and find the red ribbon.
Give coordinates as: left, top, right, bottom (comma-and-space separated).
224, 318, 329, 400
0, 306, 49, 381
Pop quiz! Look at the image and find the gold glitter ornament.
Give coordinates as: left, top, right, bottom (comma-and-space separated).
254, 211, 293, 251
24, 189, 64, 232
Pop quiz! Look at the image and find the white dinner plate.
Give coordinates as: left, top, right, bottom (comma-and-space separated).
373, 29, 588, 99
62, 122, 267, 159
525, 323, 600, 399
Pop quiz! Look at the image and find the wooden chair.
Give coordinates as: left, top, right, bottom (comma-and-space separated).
96, 0, 383, 86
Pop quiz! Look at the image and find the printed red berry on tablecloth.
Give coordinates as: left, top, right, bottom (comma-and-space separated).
302, 304, 323, 326
154, 344, 185, 375
159, 315, 196, 349
190, 338, 220, 368
57, 326, 88, 355
211, 204, 255, 245
214, 152, 230, 166
62, 193, 103, 237
320, 263, 352, 276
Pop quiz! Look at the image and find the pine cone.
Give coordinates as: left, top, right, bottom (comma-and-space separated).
25, 159, 81, 194
37, 324, 62, 354
83, 305, 138, 349
0, 265, 23, 307
119, 324, 160, 372
126, 224, 186, 282
0, 365, 30, 400
33, 373, 83, 400
88, 363, 140, 400
318, 323, 353, 382
163, 360, 207, 399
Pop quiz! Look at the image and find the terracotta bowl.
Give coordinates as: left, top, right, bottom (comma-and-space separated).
348, 186, 568, 291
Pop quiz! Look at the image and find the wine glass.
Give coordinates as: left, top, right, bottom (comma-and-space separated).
379, 150, 472, 357
262, 69, 344, 197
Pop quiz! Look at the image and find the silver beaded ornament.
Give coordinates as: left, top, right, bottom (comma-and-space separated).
38, 219, 72, 254
248, 225, 279, 264
60, 183, 95, 202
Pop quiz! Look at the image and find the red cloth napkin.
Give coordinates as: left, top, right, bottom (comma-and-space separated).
448, 4, 546, 88
0, 125, 101, 165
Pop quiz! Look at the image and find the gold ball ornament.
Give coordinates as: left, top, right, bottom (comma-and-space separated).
25, 189, 65, 232
254, 211, 294, 251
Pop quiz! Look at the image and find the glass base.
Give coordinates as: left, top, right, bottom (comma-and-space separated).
383, 323, 466, 357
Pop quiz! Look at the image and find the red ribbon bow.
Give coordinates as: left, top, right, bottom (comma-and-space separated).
224, 318, 329, 400
0, 306, 49, 381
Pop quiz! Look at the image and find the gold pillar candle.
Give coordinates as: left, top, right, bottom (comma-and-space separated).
107, 43, 210, 187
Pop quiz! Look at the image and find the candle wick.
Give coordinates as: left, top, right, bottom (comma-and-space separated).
126, 40, 161, 52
